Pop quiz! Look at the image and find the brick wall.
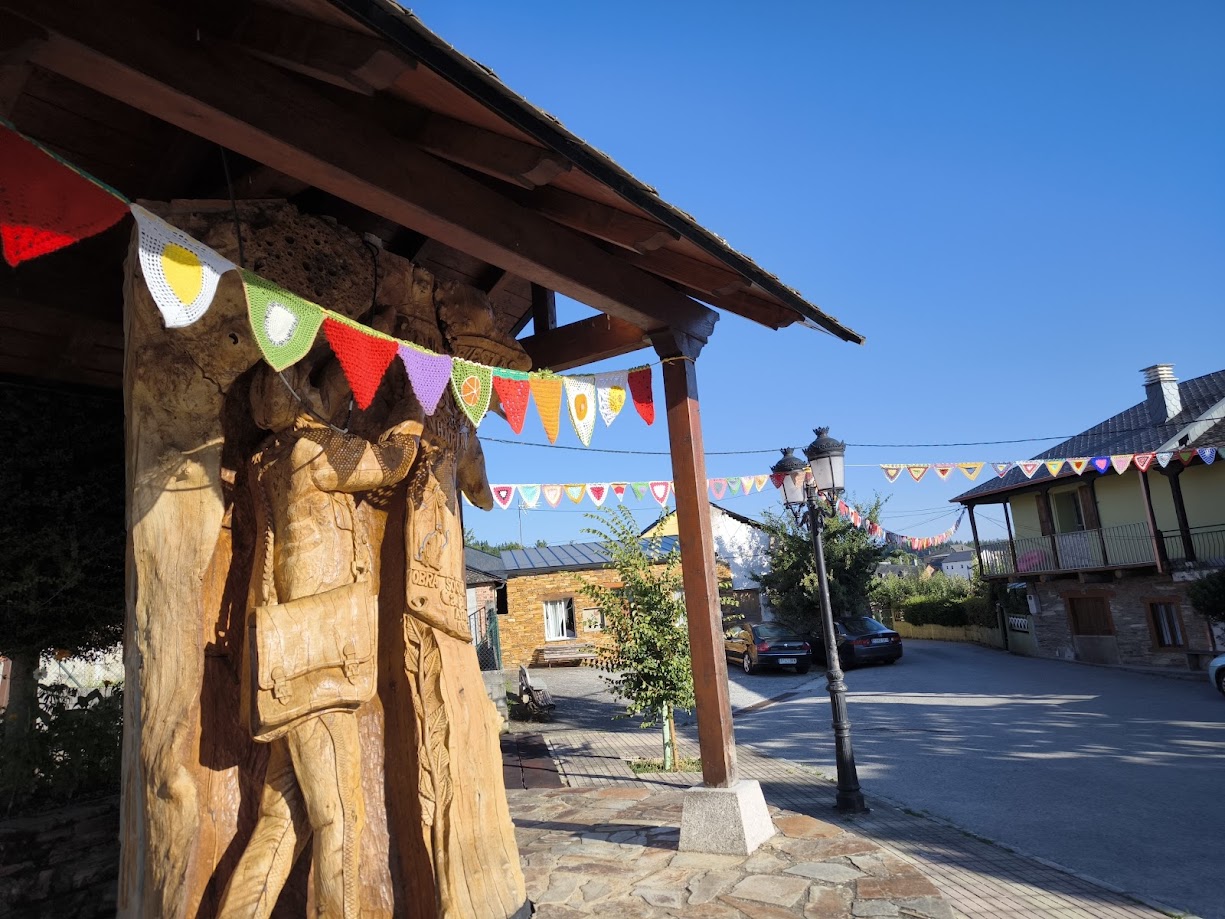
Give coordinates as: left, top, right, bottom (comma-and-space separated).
1028, 574, 1213, 668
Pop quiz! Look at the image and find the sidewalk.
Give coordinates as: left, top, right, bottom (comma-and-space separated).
536, 726, 1187, 919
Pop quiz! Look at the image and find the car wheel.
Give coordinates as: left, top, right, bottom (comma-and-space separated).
884, 658, 898, 665
1217, 670, 1225, 696
795, 664, 811, 675
742, 652, 756, 675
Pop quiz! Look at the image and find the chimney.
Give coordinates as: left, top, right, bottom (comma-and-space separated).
1141, 364, 1181, 424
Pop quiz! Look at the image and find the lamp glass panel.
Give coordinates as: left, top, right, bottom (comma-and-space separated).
780, 472, 806, 506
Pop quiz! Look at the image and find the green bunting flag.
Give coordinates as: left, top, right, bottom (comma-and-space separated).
243, 271, 325, 371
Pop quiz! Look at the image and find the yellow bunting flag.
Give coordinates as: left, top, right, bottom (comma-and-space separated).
1044, 459, 1066, 478
957, 463, 983, 480
133, 205, 236, 327
530, 376, 564, 443
906, 465, 929, 482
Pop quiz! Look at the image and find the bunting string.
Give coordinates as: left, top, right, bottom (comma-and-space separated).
879, 448, 1216, 481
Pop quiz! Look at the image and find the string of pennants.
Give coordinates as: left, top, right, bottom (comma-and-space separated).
881, 449, 1218, 483
0, 120, 655, 443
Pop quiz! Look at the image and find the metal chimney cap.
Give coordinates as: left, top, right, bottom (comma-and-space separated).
1141, 364, 1177, 385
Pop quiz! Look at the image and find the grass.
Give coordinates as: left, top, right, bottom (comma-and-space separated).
628, 757, 702, 774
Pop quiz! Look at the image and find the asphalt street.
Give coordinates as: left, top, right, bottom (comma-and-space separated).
519, 642, 1224, 918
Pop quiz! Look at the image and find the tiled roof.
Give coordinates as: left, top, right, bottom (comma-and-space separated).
955, 369, 1225, 503
464, 547, 507, 585
500, 537, 680, 576
941, 550, 975, 564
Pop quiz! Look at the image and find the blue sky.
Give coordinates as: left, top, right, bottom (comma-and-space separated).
412, 2, 1225, 548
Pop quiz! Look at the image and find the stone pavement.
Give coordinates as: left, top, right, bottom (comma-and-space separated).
531, 728, 1184, 919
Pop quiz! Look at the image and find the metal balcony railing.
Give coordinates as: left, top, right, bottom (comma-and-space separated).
979, 522, 1165, 578
1163, 524, 1225, 570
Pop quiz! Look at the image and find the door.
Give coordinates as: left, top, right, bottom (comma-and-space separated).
1066, 596, 1119, 664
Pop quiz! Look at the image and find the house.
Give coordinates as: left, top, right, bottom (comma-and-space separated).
494, 538, 732, 668
464, 548, 507, 671
936, 550, 976, 580
642, 504, 773, 623
954, 364, 1224, 670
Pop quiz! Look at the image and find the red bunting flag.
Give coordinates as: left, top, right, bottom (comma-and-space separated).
1133, 453, 1155, 472
492, 374, 531, 434
491, 485, 516, 510
0, 124, 130, 267
628, 365, 654, 425
323, 315, 399, 409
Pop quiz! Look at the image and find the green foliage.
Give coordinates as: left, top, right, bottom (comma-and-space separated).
961, 595, 995, 628
755, 498, 889, 640
1187, 570, 1225, 625
463, 529, 548, 554
580, 507, 694, 735
901, 596, 969, 627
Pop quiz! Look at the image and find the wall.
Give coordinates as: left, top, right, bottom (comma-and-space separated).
500, 568, 625, 668
1177, 463, 1225, 529
1009, 494, 1041, 538
893, 621, 1004, 648
648, 508, 771, 592
1093, 473, 1147, 530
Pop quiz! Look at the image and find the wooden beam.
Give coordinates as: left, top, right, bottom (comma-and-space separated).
413, 113, 570, 189
519, 313, 647, 372
652, 329, 738, 789
1136, 470, 1167, 573
231, 5, 414, 94
1003, 501, 1019, 572
525, 186, 679, 253
529, 283, 556, 334
967, 505, 984, 574
1164, 466, 1196, 563
624, 247, 751, 297
13, 0, 718, 342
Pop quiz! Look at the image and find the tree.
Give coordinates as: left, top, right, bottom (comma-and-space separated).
1187, 570, 1225, 632
0, 382, 125, 812
755, 498, 889, 642
580, 506, 694, 771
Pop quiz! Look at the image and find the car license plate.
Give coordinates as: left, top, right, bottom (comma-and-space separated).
778, 657, 797, 665
871, 638, 890, 645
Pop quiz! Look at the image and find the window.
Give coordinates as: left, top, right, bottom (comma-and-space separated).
544, 598, 577, 641
1149, 603, 1184, 648
583, 607, 605, 631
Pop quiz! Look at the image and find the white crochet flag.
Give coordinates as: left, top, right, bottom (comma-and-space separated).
132, 205, 236, 327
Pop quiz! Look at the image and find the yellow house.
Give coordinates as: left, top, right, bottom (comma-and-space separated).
955, 364, 1224, 671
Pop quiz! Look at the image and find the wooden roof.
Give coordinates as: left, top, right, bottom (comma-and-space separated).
0, 0, 862, 389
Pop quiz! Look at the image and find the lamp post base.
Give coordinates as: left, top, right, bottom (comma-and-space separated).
835, 789, 870, 814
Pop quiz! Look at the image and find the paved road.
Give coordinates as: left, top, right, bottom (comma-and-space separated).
727, 641, 1225, 919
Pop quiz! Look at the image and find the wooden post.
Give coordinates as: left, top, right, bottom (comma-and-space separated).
1035, 491, 1061, 569
653, 330, 737, 789
1165, 466, 1196, 563
1003, 502, 1019, 573
1137, 470, 1168, 573
966, 505, 985, 573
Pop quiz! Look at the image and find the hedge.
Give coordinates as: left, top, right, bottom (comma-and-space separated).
900, 596, 968, 627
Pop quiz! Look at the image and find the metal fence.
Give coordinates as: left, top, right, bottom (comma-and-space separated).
1163, 524, 1225, 569
981, 522, 1158, 577
469, 606, 503, 672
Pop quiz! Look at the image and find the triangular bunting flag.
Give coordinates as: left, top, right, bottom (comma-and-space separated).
491, 372, 531, 434
727, 478, 742, 495
1177, 450, 1197, 466
1068, 458, 1089, 475
323, 313, 399, 409
518, 484, 541, 508
1133, 453, 1155, 472
770, 472, 786, 488
991, 462, 1014, 478
881, 465, 903, 483
563, 375, 597, 446
1092, 457, 1112, 474
0, 124, 129, 267
564, 483, 587, 505
530, 376, 564, 443
594, 370, 628, 427
709, 478, 728, 500
1110, 455, 1132, 474
612, 483, 627, 503
957, 463, 983, 481
628, 365, 654, 425
542, 484, 564, 508
244, 271, 325, 372
1198, 447, 1217, 465
649, 481, 671, 506
933, 465, 954, 481
132, 205, 235, 327
491, 485, 516, 510
398, 344, 452, 415
450, 358, 494, 426
754, 475, 770, 492
1156, 452, 1174, 468
740, 476, 755, 494
588, 484, 609, 507
1018, 462, 1041, 479
906, 465, 929, 482
1044, 460, 1065, 478
630, 482, 648, 501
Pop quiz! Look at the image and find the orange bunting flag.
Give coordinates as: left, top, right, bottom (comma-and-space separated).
906, 465, 929, 482
754, 474, 769, 491
1067, 458, 1090, 475
1044, 460, 1065, 478
933, 465, 954, 480
957, 463, 983, 480
530, 376, 564, 443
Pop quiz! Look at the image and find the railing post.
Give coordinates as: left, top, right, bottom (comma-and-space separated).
1137, 470, 1167, 573
1164, 466, 1197, 563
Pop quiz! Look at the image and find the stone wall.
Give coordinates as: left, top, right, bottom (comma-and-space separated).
0, 797, 119, 918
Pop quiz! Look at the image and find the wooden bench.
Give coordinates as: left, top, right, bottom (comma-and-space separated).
535, 643, 597, 667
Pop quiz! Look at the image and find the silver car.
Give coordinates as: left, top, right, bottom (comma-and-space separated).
1209, 653, 1225, 697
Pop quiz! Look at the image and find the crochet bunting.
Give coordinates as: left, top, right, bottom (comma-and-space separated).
399, 344, 452, 415
518, 484, 541, 508
323, 313, 399, 410
991, 462, 1014, 478
906, 465, 929, 482
1067, 458, 1090, 476
588, 484, 609, 507
727, 478, 742, 495
450, 359, 493, 426
754, 475, 769, 492
594, 370, 628, 427
492, 372, 531, 434
957, 463, 983, 481
769, 472, 786, 488
1018, 462, 1041, 479
933, 465, 954, 481
132, 205, 235, 328
630, 482, 648, 501
1132, 453, 1155, 473
1177, 450, 1197, 465
492, 485, 516, 510
542, 484, 564, 508
564, 483, 586, 504
612, 483, 627, 503
244, 271, 325, 372
740, 476, 755, 494
1044, 460, 1065, 478
649, 481, 671, 506
628, 365, 654, 425
1199, 447, 1217, 465
564, 374, 597, 446
1091, 457, 1111, 474
881, 465, 903, 483
0, 123, 129, 267
1155, 452, 1174, 468
709, 478, 728, 499
1110, 455, 1132, 474
530, 376, 564, 443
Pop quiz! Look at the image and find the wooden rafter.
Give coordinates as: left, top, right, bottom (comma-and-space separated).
412, 114, 570, 190
9, 0, 718, 342
520, 186, 679, 253
519, 313, 647, 372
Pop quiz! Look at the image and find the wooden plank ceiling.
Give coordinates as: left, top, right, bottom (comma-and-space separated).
0, 0, 860, 390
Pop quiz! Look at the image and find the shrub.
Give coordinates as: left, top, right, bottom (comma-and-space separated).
901, 596, 968, 628
1187, 570, 1225, 627
962, 596, 995, 628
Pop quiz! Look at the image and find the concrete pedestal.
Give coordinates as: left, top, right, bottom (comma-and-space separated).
678, 779, 775, 855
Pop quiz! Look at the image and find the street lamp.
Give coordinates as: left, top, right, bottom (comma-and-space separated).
772, 427, 868, 814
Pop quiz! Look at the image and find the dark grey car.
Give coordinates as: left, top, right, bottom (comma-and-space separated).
724, 623, 812, 675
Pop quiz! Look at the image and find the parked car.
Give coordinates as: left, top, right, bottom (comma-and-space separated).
724, 622, 812, 675
1209, 653, 1225, 696
809, 616, 903, 668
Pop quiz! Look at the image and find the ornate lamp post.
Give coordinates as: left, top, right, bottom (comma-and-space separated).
771, 428, 868, 814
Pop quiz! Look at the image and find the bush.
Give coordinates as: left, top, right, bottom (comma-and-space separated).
962, 596, 995, 628
1187, 570, 1225, 626
901, 596, 968, 627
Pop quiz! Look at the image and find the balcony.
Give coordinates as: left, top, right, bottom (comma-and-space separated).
980, 522, 1225, 578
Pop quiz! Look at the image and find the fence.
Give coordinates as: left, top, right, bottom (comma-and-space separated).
1163, 524, 1225, 569
469, 606, 503, 672
980, 522, 1159, 577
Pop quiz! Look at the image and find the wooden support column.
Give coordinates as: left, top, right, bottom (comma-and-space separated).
1035, 491, 1061, 569
1003, 502, 1019, 573
652, 329, 737, 789
1164, 466, 1196, 563
966, 505, 984, 573
1137, 470, 1168, 573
